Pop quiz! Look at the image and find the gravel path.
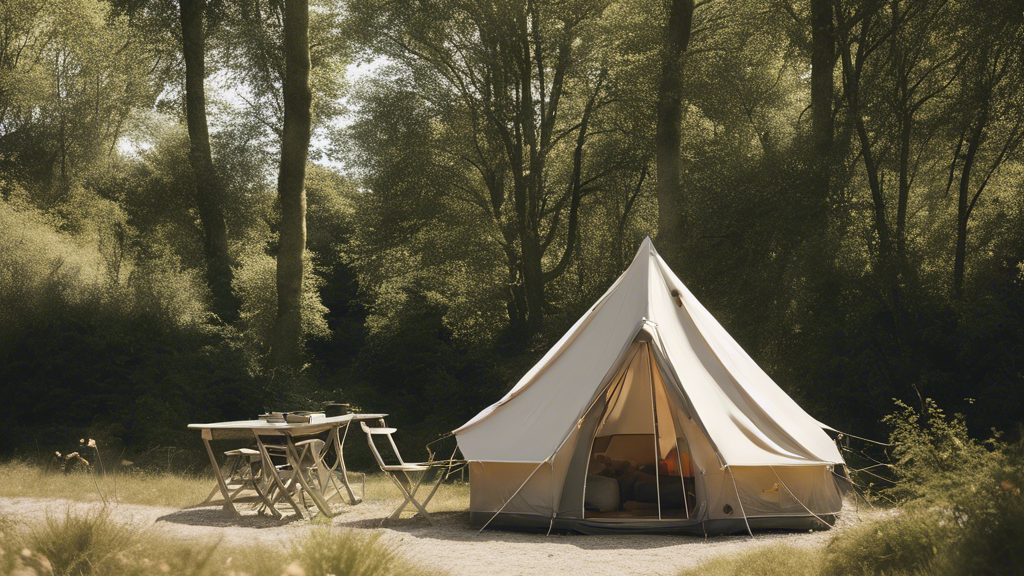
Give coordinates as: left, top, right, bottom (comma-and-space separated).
1, 497, 877, 576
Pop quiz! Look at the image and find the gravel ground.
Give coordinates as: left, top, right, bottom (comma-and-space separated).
0, 496, 879, 576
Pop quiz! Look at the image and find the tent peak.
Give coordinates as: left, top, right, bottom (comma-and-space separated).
629, 236, 659, 269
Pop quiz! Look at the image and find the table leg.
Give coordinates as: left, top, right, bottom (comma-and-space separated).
332, 423, 360, 504
254, 432, 306, 519
319, 427, 346, 504
201, 433, 239, 517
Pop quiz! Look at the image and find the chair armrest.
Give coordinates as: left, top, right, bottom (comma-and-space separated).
359, 421, 397, 434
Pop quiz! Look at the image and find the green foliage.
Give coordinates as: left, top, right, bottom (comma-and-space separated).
952, 437, 1024, 575
0, 0, 157, 196
880, 400, 1024, 575
303, 166, 366, 373
216, 0, 350, 157
836, 400, 1024, 576
343, 286, 505, 459
235, 249, 330, 357
882, 399, 997, 507
0, 195, 267, 459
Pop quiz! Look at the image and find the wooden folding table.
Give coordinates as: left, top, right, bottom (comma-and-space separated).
188, 413, 387, 519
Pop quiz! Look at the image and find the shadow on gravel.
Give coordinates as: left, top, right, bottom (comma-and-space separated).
156, 507, 295, 528
327, 510, 842, 552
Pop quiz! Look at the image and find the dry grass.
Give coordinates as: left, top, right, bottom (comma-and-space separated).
357, 472, 469, 512
0, 460, 470, 513
0, 460, 212, 508
675, 545, 822, 576
0, 507, 445, 576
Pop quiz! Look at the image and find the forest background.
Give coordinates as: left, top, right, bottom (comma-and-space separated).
1, 0, 1022, 468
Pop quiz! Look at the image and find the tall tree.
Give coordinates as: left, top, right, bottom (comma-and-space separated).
654, 0, 695, 255
179, 0, 239, 322
946, 3, 1024, 298
347, 0, 616, 344
835, 0, 957, 306
810, 0, 834, 158
269, 0, 312, 369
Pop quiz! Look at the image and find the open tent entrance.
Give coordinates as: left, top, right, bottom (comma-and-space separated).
580, 336, 698, 520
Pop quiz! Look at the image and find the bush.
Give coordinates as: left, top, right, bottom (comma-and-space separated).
0, 196, 267, 464
881, 399, 997, 508
821, 508, 952, 576
947, 433, 1024, 575
878, 400, 1024, 575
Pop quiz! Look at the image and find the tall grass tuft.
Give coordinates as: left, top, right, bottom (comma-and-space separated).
286, 528, 439, 576
27, 508, 136, 575
821, 508, 951, 576
1, 507, 444, 576
675, 545, 821, 576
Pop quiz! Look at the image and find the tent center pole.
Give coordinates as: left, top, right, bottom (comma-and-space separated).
646, 343, 662, 521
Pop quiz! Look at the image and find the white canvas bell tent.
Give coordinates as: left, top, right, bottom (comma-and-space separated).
454, 238, 846, 534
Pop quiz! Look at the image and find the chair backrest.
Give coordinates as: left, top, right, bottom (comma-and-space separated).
296, 439, 326, 467
360, 422, 406, 469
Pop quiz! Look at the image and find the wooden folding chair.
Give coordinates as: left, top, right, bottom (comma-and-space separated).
262, 438, 338, 517
360, 421, 442, 524
196, 448, 279, 518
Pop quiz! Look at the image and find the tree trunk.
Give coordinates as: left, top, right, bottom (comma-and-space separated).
179, 0, 239, 323
521, 230, 545, 336
810, 0, 835, 157
953, 108, 987, 299
269, 0, 312, 369
655, 0, 694, 256
895, 112, 911, 267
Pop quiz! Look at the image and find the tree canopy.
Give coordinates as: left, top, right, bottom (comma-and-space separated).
1, 0, 1022, 464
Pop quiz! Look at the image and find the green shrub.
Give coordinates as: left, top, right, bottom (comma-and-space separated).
821, 508, 952, 576
946, 434, 1024, 576
881, 399, 997, 508
0, 196, 268, 462
845, 400, 1024, 576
